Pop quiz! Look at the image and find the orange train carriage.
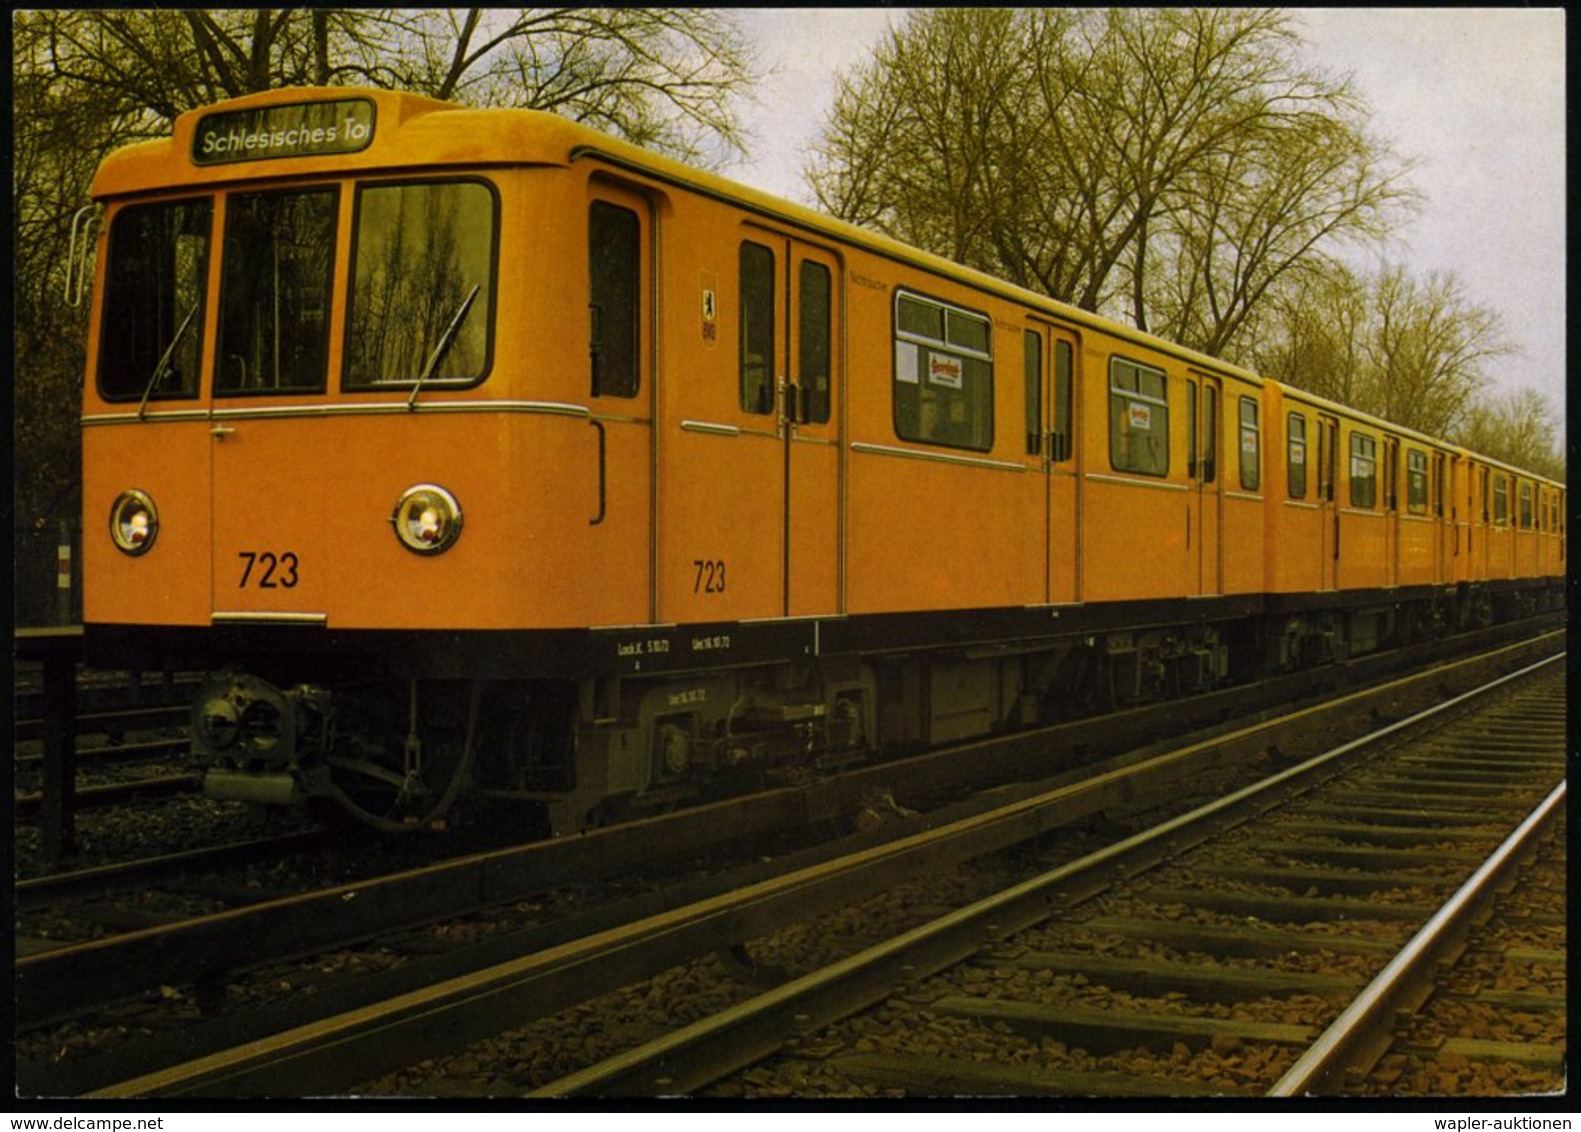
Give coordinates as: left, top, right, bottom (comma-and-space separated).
77, 88, 1565, 831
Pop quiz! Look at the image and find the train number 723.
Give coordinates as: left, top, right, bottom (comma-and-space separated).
238, 551, 300, 589
692, 558, 726, 594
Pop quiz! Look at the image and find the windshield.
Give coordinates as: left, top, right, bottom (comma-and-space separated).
216, 187, 339, 394
98, 197, 212, 402
344, 179, 497, 387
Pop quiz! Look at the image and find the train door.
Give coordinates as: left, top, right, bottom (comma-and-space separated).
1432, 451, 1448, 583
661, 229, 839, 622
587, 182, 656, 622
1187, 374, 1223, 596
781, 239, 843, 616
208, 185, 344, 622
1025, 322, 1080, 604
1316, 414, 1339, 590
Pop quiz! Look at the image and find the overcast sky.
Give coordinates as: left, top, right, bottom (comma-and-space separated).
724, 8, 1566, 420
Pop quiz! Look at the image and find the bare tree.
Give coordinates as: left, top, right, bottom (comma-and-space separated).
1253, 260, 1526, 448
1144, 105, 1410, 358
1242, 264, 1370, 407
28, 9, 757, 163
1358, 265, 1512, 437
806, 8, 1416, 359
1456, 387, 1564, 480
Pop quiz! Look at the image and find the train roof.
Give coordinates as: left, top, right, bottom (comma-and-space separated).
91, 86, 1564, 491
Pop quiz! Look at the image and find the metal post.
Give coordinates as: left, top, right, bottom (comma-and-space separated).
55, 520, 73, 627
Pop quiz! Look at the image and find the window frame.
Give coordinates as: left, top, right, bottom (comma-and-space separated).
1023, 330, 1042, 456
96, 195, 215, 404
1286, 411, 1308, 500
215, 185, 340, 398
342, 176, 500, 392
1108, 355, 1170, 478
891, 288, 995, 452
797, 259, 833, 424
738, 240, 777, 415
1052, 340, 1073, 462
1237, 395, 1260, 491
1405, 448, 1429, 514
588, 199, 643, 400
1349, 431, 1378, 509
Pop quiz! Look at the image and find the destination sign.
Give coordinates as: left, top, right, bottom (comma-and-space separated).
192, 98, 375, 165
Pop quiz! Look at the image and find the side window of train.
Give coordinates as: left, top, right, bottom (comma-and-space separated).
1026, 333, 1076, 460
1287, 412, 1307, 499
1023, 331, 1042, 455
1052, 340, 1073, 461
1321, 417, 1334, 502
798, 260, 832, 424
1406, 449, 1429, 514
218, 187, 338, 395
1384, 438, 1399, 511
1108, 357, 1169, 477
1238, 395, 1260, 491
1519, 481, 1534, 529
1492, 474, 1509, 525
1203, 384, 1219, 483
588, 200, 640, 399
893, 290, 994, 451
739, 241, 775, 414
98, 196, 213, 402
1349, 432, 1377, 508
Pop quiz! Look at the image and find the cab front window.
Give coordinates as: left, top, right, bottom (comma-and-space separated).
344, 179, 497, 388
98, 197, 212, 402
217, 187, 338, 394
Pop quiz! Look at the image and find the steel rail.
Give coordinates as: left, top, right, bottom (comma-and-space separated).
1268, 778, 1567, 1097
14, 773, 201, 817
15, 829, 331, 906
530, 652, 1565, 1097
93, 651, 1562, 1098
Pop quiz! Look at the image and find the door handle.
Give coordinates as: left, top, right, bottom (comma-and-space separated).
211, 425, 236, 440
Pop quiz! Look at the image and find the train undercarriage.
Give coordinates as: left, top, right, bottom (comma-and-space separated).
174, 578, 1563, 834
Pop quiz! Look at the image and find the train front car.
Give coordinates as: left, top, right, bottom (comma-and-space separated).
81, 88, 630, 830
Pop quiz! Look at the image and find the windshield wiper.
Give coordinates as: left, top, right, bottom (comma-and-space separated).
408, 284, 482, 411
137, 300, 201, 420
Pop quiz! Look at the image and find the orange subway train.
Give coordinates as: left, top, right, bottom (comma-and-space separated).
76, 87, 1566, 831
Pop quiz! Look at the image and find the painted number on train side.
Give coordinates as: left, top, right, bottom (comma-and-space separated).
692, 559, 727, 594
238, 551, 299, 589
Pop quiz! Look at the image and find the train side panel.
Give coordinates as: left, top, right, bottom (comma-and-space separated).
1334, 419, 1389, 591
1077, 347, 1193, 604
1262, 386, 1326, 596
840, 251, 1046, 615
1219, 378, 1267, 596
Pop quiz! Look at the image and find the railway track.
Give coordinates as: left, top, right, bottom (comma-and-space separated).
13, 699, 197, 823
532, 654, 1565, 1098
50, 638, 1561, 1099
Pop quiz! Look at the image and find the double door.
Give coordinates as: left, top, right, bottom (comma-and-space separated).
660, 227, 842, 621
1186, 374, 1222, 596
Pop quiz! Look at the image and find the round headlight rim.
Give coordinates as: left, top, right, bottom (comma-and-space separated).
391, 482, 463, 556
109, 488, 159, 556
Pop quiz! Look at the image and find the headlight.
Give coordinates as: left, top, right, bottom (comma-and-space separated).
392, 484, 462, 555
109, 489, 159, 555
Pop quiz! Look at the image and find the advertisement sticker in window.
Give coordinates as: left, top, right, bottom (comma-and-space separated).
928, 352, 963, 389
